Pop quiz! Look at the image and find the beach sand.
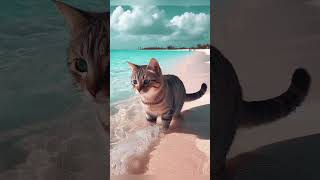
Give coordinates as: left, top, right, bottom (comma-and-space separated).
144, 49, 210, 177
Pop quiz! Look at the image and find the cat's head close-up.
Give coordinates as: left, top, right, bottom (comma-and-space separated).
54, 0, 109, 104
128, 58, 163, 95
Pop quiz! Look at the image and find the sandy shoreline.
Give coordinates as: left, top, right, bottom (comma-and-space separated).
144, 49, 210, 177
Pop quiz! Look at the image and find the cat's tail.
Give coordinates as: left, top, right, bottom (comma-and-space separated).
185, 83, 207, 102
240, 68, 311, 127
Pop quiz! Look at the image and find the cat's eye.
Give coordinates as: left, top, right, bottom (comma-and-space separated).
132, 80, 138, 85
143, 79, 150, 85
75, 58, 88, 73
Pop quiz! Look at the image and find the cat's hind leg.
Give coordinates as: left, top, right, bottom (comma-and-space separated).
173, 112, 183, 121
170, 112, 184, 129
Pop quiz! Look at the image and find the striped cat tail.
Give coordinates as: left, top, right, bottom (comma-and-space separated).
185, 83, 208, 102
240, 68, 311, 127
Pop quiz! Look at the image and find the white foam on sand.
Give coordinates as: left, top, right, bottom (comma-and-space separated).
110, 97, 162, 175
110, 125, 161, 175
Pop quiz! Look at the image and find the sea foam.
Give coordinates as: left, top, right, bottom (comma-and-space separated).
110, 97, 161, 175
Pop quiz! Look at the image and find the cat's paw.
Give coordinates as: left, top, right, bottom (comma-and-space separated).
160, 126, 169, 134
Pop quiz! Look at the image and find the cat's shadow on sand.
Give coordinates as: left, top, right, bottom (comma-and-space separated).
168, 104, 210, 140
226, 133, 320, 180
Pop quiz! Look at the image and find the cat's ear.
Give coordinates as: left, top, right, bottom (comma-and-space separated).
53, 1, 89, 34
147, 58, 161, 74
128, 62, 138, 71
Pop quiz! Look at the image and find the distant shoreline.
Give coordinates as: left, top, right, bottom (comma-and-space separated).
140, 48, 208, 50
110, 48, 210, 56
138, 44, 210, 50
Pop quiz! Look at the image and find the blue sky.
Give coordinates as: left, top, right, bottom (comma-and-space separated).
110, 0, 210, 49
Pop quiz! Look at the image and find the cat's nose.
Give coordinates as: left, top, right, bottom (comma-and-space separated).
87, 77, 103, 98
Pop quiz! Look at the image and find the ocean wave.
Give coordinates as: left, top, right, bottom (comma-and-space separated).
110, 125, 160, 175
110, 97, 161, 175
110, 97, 145, 145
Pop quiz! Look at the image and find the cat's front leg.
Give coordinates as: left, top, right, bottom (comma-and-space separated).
146, 113, 157, 125
161, 110, 174, 130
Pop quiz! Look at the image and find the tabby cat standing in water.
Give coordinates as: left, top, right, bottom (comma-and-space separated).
128, 58, 207, 129
212, 46, 311, 179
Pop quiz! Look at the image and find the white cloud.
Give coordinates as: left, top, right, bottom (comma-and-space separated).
110, 6, 170, 35
110, 6, 210, 48
168, 12, 210, 39
110, 0, 210, 6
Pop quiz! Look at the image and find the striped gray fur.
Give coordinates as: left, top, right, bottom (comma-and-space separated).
212, 45, 311, 179
55, 1, 109, 104
128, 58, 207, 129
55, 1, 109, 131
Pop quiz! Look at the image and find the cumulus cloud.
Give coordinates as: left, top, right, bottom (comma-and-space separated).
110, 5, 210, 48
110, 0, 210, 6
111, 6, 171, 35
168, 12, 210, 39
